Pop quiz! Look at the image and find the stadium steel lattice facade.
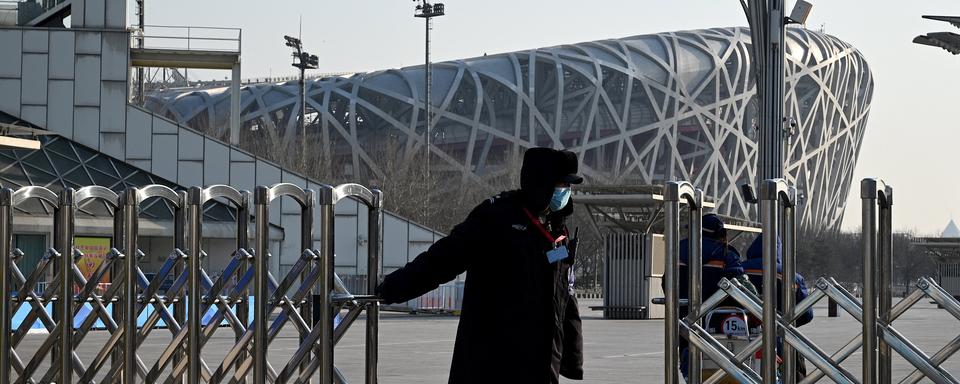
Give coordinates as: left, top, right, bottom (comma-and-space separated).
145, 26, 874, 232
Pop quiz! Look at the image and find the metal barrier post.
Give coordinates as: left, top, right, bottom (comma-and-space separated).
253, 186, 270, 384
782, 187, 797, 384
300, 190, 315, 382
0, 188, 12, 383
878, 189, 893, 384
664, 191, 681, 384
663, 181, 699, 384
57, 188, 75, 384
123, 188, 140, 384
235, 191, 251, 384
760, 180, 780, 384
186, 187, 202, 384
366, 189, 384, 384
174, 191, 187, 384
687, 190, 704, 384
861, 179, 892, 384
112, 199, 124, 383
317, 186, 334, 384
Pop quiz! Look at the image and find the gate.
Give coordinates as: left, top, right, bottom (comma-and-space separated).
0, 182, 383, 384
662, 177, 960, 384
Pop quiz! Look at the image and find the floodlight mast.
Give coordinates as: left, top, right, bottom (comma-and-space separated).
283, 35, 318, 168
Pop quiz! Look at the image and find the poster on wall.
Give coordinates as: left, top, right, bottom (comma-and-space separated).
75, 237, 112, 283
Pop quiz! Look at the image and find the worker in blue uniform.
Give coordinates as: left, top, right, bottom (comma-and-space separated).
744, 234, 814, 379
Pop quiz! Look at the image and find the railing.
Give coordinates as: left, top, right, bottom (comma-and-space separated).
0, 182, 382, 384
131, 25, 241, 53
661, 177, 960, 384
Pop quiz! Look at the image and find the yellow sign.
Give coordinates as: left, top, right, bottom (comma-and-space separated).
75, 237, 111, 283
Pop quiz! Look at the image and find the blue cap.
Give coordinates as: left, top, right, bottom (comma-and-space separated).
702, 214, 726, 239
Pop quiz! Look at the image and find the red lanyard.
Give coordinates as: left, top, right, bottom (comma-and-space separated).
522, 208, 567, 244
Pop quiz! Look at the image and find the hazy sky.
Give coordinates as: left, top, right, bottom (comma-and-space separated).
137, 1, 960, 235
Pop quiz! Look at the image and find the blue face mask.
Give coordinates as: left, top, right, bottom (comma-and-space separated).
549, 187, 571, 211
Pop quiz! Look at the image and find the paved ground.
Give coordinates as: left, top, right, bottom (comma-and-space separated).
11, 298, 960, 383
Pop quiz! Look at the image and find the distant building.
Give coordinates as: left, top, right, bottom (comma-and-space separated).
146, 27, 875, 232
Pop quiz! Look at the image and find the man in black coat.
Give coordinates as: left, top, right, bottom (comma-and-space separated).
377, 147, 585, 384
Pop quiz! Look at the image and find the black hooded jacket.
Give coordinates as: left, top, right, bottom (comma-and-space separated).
377, 156, 584, 383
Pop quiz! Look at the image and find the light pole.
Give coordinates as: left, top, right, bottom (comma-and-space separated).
414, 0, 444, 226
284, 35, 319, 169
739, 1, 810, 384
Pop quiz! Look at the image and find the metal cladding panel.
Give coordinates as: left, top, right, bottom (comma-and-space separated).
150, 134, 178, 181
22, 30, 48, 53
177, 160, 203, 187
73, 106, 100, 149
228, 161, 256, 197
177, 127, 203, 161
0, 79, 19, 116
83, 0, 105, 28
125, 106, 152, 159
20, 105, 45, 128
99, 132, 125, 159
0, 30, 22, 77
202, 138, 230, 186
47, 80, 74, 136
20, 54, 47, 105
104, 0, 126, 29
74, 55, 101, 106
100, 32, 128, 82
49, 31, 75, 79
99, 81, 126, 132
74, 31, 101, 55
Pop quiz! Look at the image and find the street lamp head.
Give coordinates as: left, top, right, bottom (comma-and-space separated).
284, 35, 301, 49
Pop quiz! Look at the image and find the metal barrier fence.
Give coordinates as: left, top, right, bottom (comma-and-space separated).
662, 177, 960, 384
0, 182, 383, 384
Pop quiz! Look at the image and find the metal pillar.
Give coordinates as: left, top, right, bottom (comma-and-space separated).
878, 189, 893, 384
0, 189, 12, 383
253, 186, 269, 384
186, 187, 202, 384
318, 187, 335, 384
300, 190, 315, 381
366, 190, 384, 384
57, 189, 75, 384
744, 0, 786, 180
231, 63, 241, 145
782, 187, 797, 384
123, 188, 140, 384
663, 181, 702, 384
861, 179, 892, 384
760, 185, 779, 384
687, 194, 704, 384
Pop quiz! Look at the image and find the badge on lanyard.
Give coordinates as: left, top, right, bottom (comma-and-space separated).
522, 208, 569, 264
546, 246, 569, 264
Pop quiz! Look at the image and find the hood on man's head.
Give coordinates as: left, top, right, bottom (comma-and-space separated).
520, 148, 583, 211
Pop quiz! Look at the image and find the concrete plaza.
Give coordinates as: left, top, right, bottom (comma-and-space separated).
13, 298, 960, 383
